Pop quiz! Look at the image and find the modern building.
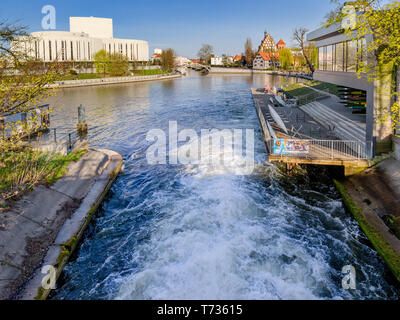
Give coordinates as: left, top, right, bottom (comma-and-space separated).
14, 17, 149, 62
307, 22, 396, 157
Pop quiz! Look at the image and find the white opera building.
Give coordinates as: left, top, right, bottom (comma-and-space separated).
16, 17, 149, 62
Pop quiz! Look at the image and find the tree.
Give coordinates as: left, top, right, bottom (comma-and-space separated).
0, 21, 61, 152
198, 44, 213, 65
107, 53, 129, 77
160, 48, 175, 72
94, 50, 110, 77
245, 38, 255, 66
293, 28, 316, 73
278, 48, 294, 70
325, 0, 400, 129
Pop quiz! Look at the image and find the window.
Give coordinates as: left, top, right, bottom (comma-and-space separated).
357, 38, 367, 70
326, 45, 333, 71
43, 41, 46, 61
318, 47, 324, 70
88, 42, 90, 60
335, 42, 344, 72
347, 40, 357, 72
71, 41, 74, 60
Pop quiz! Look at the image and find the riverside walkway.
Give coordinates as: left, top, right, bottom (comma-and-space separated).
50, 74, 182, 89
251, 88, 370, 175
0, 148, 122, 300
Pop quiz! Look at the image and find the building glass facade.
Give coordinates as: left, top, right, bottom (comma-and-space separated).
318, 39, 366, 72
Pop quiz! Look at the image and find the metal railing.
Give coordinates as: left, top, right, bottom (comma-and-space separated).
268, 139, 368, 161
27, 127, 83, 153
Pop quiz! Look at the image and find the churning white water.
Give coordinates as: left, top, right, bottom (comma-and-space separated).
49, 73, 399, 300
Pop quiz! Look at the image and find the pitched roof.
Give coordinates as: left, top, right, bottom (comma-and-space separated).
233, 55, 244, 61
277, 39, 286, 46
258, 52, 279, 61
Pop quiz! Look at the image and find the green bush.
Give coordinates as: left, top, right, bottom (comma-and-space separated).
0, 148, 87, 201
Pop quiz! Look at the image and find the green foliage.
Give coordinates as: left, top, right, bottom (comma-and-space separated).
107, 53, 129, 77
160, 48, 175, 72
278, 48, 294, 70
0, 21, 61, 152
304, 80, 341, 97
326, 0, 400, 128
94, 50, 110, 76
293, 28, 316, 73
245, 38, 255, 66
0, 148, 87, 200
282, 83, 327, 105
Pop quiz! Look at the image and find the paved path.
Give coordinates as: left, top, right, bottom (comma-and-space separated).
0, 148, 122, 300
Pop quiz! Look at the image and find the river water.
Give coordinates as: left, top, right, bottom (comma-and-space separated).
48, 73, 399, 300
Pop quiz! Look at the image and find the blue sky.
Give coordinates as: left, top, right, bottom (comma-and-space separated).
1, 0, 338, 58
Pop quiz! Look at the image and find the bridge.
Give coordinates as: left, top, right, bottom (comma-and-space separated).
187, 63, 211, 74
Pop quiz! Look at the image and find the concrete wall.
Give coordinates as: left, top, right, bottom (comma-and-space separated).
210, 67, 251, 74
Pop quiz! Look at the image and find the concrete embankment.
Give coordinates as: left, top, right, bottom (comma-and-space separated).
51, 73, 181, 89
209, 67, 252, 74
0, 148, 123, 300
334, 157, 400, 281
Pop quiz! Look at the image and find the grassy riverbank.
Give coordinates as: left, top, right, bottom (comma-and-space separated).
281, 83, 328, 105
0, 148, 87, 203
304, 80, 341, 97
